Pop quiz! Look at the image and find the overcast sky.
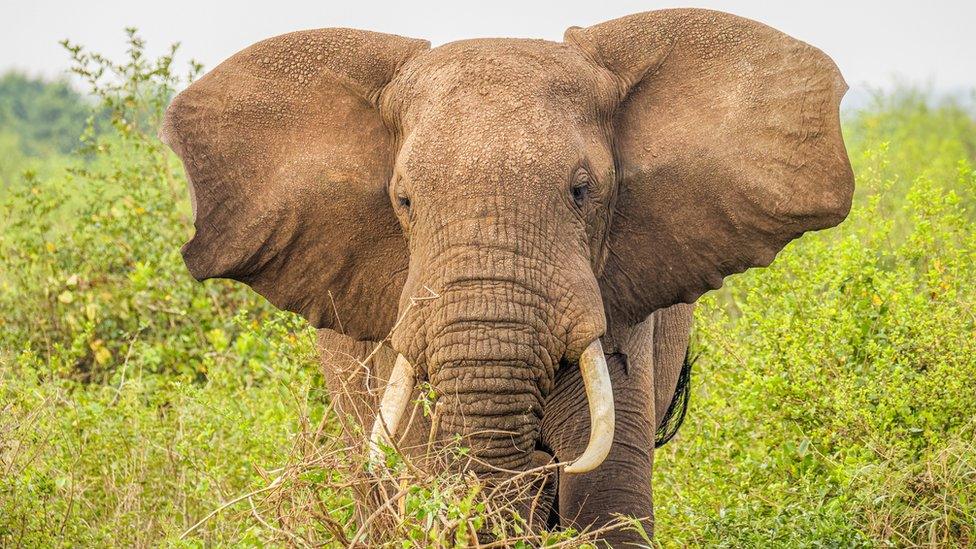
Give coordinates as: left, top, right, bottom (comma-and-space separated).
4, 0, 974, 107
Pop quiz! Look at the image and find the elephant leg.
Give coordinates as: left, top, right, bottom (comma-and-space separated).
316, 329, 392, 529
541, 322, 657, 546
540, 304, 694, 546
316, 329, 434, 534
544, 353, 654, 545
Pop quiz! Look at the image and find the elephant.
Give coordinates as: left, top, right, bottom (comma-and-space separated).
160, 8, 853, 545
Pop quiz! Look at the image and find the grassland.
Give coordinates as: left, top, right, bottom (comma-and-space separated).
1, 36, 974, 547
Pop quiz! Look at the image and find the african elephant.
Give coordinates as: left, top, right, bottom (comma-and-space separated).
161, 8, 853, 545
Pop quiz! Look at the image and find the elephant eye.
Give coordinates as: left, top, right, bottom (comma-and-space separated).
397, 194, 411, 210
393, 179, 411, 212
571, 168, 591, 207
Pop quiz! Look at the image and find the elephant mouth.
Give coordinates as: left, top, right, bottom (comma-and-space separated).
368, 339, 615, 474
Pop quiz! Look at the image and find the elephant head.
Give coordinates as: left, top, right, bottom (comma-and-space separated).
161, 9, 852, 476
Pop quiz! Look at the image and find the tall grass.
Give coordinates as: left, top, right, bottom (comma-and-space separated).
1, 34, 974, 547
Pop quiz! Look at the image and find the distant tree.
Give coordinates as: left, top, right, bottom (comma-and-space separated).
0, 72, 97, 156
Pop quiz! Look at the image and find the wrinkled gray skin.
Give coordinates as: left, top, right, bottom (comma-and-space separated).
162, 8, 853, 545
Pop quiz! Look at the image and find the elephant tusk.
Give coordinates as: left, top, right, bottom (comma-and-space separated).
564, 339, 615, 474
368, 353, 415, 468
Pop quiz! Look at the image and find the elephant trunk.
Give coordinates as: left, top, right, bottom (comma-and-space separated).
424, 313, 556, 473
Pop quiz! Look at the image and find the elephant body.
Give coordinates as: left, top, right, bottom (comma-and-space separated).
317, 302, 693, 542
162, 8, 853, 545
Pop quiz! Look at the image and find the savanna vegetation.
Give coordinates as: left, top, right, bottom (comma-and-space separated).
1, 33, 974, 547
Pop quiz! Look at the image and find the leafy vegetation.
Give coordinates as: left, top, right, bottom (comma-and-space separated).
1, 34, 974, 547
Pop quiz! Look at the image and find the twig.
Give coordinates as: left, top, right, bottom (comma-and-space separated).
346, 485, 412, 548
110, 327, 143, 406
180, 475, 285, 539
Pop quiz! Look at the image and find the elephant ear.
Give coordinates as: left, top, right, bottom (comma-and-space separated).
566, 9, 854, 326
161, 29, 429, 340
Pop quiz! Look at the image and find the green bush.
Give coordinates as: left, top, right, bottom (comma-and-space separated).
1, 33, 974, 547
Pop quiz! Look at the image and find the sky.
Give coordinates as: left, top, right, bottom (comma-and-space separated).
3, 0, 974, 107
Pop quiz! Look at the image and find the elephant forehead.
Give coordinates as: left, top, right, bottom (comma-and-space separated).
391, 38, 607, 127
398, 119, 584, 193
